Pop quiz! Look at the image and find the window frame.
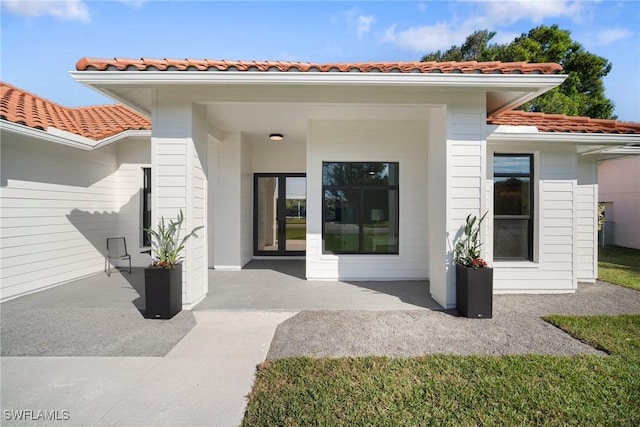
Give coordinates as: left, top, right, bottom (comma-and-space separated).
493, 153, 534, 261
142, 167, 151, 247
321, 161, 399, 255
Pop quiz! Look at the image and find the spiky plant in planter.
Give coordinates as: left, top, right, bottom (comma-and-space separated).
454, 212, 489, 269
454, 212, 493, 319
145, 209, 203, 269
143, 210, 203, 319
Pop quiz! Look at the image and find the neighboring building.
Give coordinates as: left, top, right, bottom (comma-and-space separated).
1, 58, 639, 309
599, 155, 640, 249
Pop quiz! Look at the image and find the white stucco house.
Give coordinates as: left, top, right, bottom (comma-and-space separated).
598, 155, 640, 249
2, 58, 639, 309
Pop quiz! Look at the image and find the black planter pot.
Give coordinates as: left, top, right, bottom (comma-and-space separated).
144, 263, 182, 319
455, 263, 493, 319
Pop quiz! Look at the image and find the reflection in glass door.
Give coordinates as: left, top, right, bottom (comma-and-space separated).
254, 174, 306, 255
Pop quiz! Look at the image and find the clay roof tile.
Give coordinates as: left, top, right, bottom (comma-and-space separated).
1, 81, 151, 140
488, 111, 640, 135
75, 57, 564, 75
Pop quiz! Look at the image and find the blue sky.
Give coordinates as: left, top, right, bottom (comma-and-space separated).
2, 0, 639, 121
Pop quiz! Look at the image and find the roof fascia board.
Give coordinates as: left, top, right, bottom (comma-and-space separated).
1, 121, 94, 150
488, 131, 640, 146
70, 71, 566, 90
1, 120, 150, 150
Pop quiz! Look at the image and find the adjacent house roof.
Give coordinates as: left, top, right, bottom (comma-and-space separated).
0, 81, 151, 140
488, 110, 640, 135
75, 58, 563, 75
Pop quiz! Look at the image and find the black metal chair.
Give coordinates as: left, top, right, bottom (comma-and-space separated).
105, 237, 132, 276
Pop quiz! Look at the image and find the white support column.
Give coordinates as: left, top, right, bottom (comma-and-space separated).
151, 91, 208, 308
427, 106, 449, 307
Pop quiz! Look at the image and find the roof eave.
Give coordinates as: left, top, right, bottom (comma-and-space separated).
70, 70, 566, 89
487, 129, 640, 145
0, 120, 150, 150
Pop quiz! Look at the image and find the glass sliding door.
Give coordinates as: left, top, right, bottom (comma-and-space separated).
254, 173, 306, 256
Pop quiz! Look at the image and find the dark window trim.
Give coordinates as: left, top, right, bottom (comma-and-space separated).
142, 167, 151, 247
321, 161, 399, 255
253, 173, 307, 256
493, 153, 534, 261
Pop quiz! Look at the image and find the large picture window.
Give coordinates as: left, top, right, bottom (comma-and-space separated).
322, 162, 399, 254
493, 154, 533, 260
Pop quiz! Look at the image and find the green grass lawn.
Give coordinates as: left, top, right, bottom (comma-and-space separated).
599, 246, 640, 291
242, 315, 640, 426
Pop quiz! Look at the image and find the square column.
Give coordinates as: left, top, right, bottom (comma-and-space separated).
151, 92, 208, 308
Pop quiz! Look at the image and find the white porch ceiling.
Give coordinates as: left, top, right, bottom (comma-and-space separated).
205, 102, 432, 144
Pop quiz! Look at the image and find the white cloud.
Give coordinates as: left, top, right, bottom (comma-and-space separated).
594, 28, 634, 46
381, 0, 587, 53
357, 15, 375, 38
481, 0, 585, 25
343, 9, 376, 38
2, 0, 90, 22
418, 3, 426, 13
382, 22, 468, 53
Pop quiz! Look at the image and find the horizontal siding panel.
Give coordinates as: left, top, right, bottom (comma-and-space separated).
543, 191, 574, 201
543, 227, 573, 236
544, 244, 573, 254
495, 271, 572, 280
157, 154, 186, 165
541, 253, 573, 262
451, 155, 481, 167
157, 165, 187, 176
542, 181, 574, 192
543, 210, 573, 219
451, 177, 481, 188
157, 176, 187, 187
451, 166, 481, 177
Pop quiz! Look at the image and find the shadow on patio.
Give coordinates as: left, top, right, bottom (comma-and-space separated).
196, 260, 443, 311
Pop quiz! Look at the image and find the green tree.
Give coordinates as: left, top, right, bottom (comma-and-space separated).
421, 25, 616, 119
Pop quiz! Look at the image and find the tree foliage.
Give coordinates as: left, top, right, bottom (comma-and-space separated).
421, 25, 615, 119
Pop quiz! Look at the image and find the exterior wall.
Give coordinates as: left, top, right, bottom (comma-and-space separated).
114, 138, 151, 267
598, 156, 640, 249
0, 132, 118, 300
250, 138, 306, 174
487, 143, 577, 292
445, 96, 487, 306
212, 132, 243, 269
306, 119, 429, 280
240, 133, 253, 265
151, 95, 208, 308
576, 157, 598, 282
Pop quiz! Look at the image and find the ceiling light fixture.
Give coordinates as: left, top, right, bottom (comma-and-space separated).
269, 133, 284, 141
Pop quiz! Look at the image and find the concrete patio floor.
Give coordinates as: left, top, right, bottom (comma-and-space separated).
198, 260, 441, 311
1, 260, 639, 426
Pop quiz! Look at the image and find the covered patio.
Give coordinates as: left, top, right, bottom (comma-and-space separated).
201, 260, 441, 311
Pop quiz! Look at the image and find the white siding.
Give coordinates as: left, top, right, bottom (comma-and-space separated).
488, 144, 577, 292
306, 119, 429, 280
152, 96, 208, 307
0, 133, 118, 300
445, 97, 487, 307
114, 139, 151, 267
576, 156, 597, 282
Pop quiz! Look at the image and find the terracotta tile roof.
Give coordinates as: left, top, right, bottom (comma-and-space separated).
488, 110, 640, 134
0, 81, 151, 141
76, 57, 563, 74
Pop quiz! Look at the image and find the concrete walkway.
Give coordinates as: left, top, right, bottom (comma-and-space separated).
2, 262, 639, 426
1, 310, 297, 426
